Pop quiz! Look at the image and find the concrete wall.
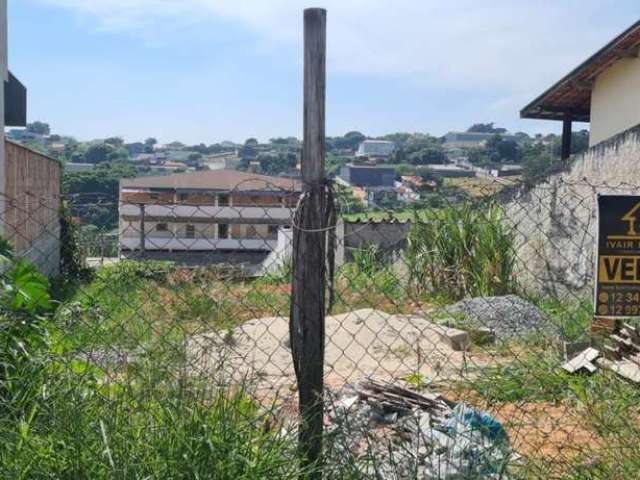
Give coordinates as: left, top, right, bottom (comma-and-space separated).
590, 56, 640, 146
504, 123, 640, 299
336, 220, 411, 265
4, 141, 61, 276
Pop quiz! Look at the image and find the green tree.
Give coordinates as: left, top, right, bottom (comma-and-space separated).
26, 121, 50, 135
467, 122, 506, 134
551, 129, 590, 157
258, 152, 296, 176
484, 135, 521, 163
144, 137, 158, 153
63, 164, 136, 229
522, 153, 557, 187
104, 137, 124, 147
84, 143, 115, 164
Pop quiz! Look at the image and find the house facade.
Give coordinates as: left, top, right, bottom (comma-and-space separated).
521, 20, 640, 154
355, 140, 395, 158
442, 131, 521, 149
119, 169, 301, 254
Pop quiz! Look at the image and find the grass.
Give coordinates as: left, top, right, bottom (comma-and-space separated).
537, 298, 593, 342
0, 368, 309, 478
5, 244, 640, 479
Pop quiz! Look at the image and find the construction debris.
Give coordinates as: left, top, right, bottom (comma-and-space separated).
562, 324, 640, 383
324, 378, 514, 479
561, 347, 600, 374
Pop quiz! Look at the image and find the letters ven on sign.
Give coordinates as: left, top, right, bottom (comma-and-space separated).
596, 195, 640, 317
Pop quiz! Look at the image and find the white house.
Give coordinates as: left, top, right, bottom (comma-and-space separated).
521, 20, 640, 156
355, 140, 395, 158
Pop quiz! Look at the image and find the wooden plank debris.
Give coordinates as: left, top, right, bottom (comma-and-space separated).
561, 347, 600, 374
352, 378, 453, 425
564, 325, 640, 383
596, 358, 640, 384
592, 317, 619, 337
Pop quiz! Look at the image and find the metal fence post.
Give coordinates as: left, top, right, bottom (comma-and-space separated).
290, 7, 326, 477
139, 203, 146, 258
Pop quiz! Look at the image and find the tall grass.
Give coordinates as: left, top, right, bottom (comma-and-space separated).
0, 259, 310, 479
338, 244, 403, 305
406, 203, 514, 299
0, 363, 308, 478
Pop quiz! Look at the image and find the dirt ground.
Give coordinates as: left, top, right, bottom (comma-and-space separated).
187, 308, 493, 398
186, 307, 600, 474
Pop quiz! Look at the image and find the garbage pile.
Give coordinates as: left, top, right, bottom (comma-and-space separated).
324, 379, 514, 479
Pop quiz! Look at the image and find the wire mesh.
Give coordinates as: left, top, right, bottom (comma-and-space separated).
1, 172, 639, 479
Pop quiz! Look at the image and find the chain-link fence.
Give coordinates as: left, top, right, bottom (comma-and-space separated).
1, 173, 640, 479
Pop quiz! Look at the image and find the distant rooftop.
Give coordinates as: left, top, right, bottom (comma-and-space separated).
121, 169, 301, 193
345, 163, 396, 170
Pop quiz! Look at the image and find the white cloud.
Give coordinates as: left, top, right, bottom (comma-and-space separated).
34, 0, 633, 132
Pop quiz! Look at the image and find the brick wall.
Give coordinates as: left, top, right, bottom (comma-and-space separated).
4, 140, 61, 276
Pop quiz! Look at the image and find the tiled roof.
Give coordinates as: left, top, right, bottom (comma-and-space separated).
120, 169, 302, 192
521, 20, 640, 122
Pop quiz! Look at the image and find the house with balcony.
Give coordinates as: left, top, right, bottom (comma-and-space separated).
118, 169, 301, 257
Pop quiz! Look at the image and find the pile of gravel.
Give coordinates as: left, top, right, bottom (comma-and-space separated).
444, 295, 557, 342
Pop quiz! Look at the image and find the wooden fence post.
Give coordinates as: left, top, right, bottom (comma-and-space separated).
290, 7, 326, 477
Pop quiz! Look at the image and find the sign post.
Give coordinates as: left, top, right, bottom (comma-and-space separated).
595, 195, 640, 332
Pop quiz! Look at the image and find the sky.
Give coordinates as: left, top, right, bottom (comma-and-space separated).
7, 0, 640, 144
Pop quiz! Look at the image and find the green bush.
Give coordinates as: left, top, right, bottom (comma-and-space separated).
406, 203, 514, 299
339, 245, 402, 301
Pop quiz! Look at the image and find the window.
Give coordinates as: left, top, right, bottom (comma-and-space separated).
185, 224, 195, 239
246, 225, 258, 239
156, 223, 168, 232
218, 224, 229, 239
218, 194, 230, 206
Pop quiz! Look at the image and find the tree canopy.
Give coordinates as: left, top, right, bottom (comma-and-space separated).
466, 123, 506, 134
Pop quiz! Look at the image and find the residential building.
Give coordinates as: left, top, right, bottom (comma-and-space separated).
400, 175, 436, 192
119, 169, 301, 254
339, 164, 399, 205
340, 164, 396, 187
442, 131, 521, 149
149, 161, 189, 172
203, 151, 241, 170
355, 140, 395, 159
521, 20, 640, 154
